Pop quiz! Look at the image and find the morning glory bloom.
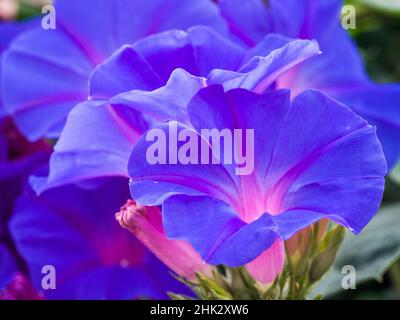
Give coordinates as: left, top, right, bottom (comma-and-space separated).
218, 0, 400, 169
1, 0, 227, 141
33, 26, 319, 193
127, 86, 387, 283
10, 176, 190, 299
33, 1, 399, 197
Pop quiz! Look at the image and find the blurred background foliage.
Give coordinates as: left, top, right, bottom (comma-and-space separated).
349, 0, 400, 82
315, 0, 400, 300
1, 0, 400, 300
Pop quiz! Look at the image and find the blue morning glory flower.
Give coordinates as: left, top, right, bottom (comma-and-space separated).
0, 0, 394, 293
219, 0, 400, 169
33, 2, 400, 196
1, 0, 227, 141
10, 176, 190, 299
0, 118, 188, 300
127, 86, 387, 283
33, 27, 320, 193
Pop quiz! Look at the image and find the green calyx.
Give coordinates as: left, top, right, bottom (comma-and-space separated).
169, 222, 345, 300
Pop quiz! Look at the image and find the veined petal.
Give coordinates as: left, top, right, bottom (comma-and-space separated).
55, 0, 227, 59
2, 0, 227, 140
38, 69, 204, 193
32, 100, 147, 194
111, 69, 206, 124
133, 26, 245, 81
208, 39, 320, 93
266, 90, 387, 233
278, 28, 368, 94
219, 0, 343, 46
187, 85, 290, 217
163, 195, 285, 269
128, 87, 386, 269
243, 33, 294, 63
218, 0, 271, 46
128, 121, 241, 207
10, 177, 183, 299
327, 84, 400, 170
2, 26, 90, 140
89, 45, 163, 100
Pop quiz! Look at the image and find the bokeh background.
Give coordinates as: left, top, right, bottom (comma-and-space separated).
329, 0, 400, 300
1, 0, 400, 300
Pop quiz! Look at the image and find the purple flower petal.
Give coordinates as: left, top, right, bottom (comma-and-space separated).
220, 1, 400, 168
163, 195, 247, 265
218, 0, 271, 46
243, 33, 294, 62
133, 26, 245, 81
129, 121, 241, 207
38, 45, 216, 194
2, 27, 92, 140
89, 46, 163, 100
35, 27, 321, 195
208, 39, 320, 93
219, 0, 341, 46
278, 28, 368, 93
10, 177, 186, 299
265, 90, 386, 233
36, 68, 206, 194
128, 87, 386, 267
326, 84, 400, 170
187, 85, 290, 206
111, 68, 205, 124
2, 0, 227, 141
31, 101, 148, 193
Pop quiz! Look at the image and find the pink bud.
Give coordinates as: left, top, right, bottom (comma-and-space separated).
116, 200, 212, 280
246, 239, 285, 284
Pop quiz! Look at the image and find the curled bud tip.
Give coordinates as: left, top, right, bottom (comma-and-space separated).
116, 200, 212, 280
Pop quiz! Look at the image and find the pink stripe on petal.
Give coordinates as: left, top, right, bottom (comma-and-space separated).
245, 239, 285, 284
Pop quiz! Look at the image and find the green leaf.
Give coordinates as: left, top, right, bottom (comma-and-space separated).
390, 164, 400, 185
355, 0, 400, 15
310, 204, 400, 297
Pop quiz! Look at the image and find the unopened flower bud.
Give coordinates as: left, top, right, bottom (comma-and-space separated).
285, 219, 329, 270
116, 200, 212, 280
308, 226, 345, 283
